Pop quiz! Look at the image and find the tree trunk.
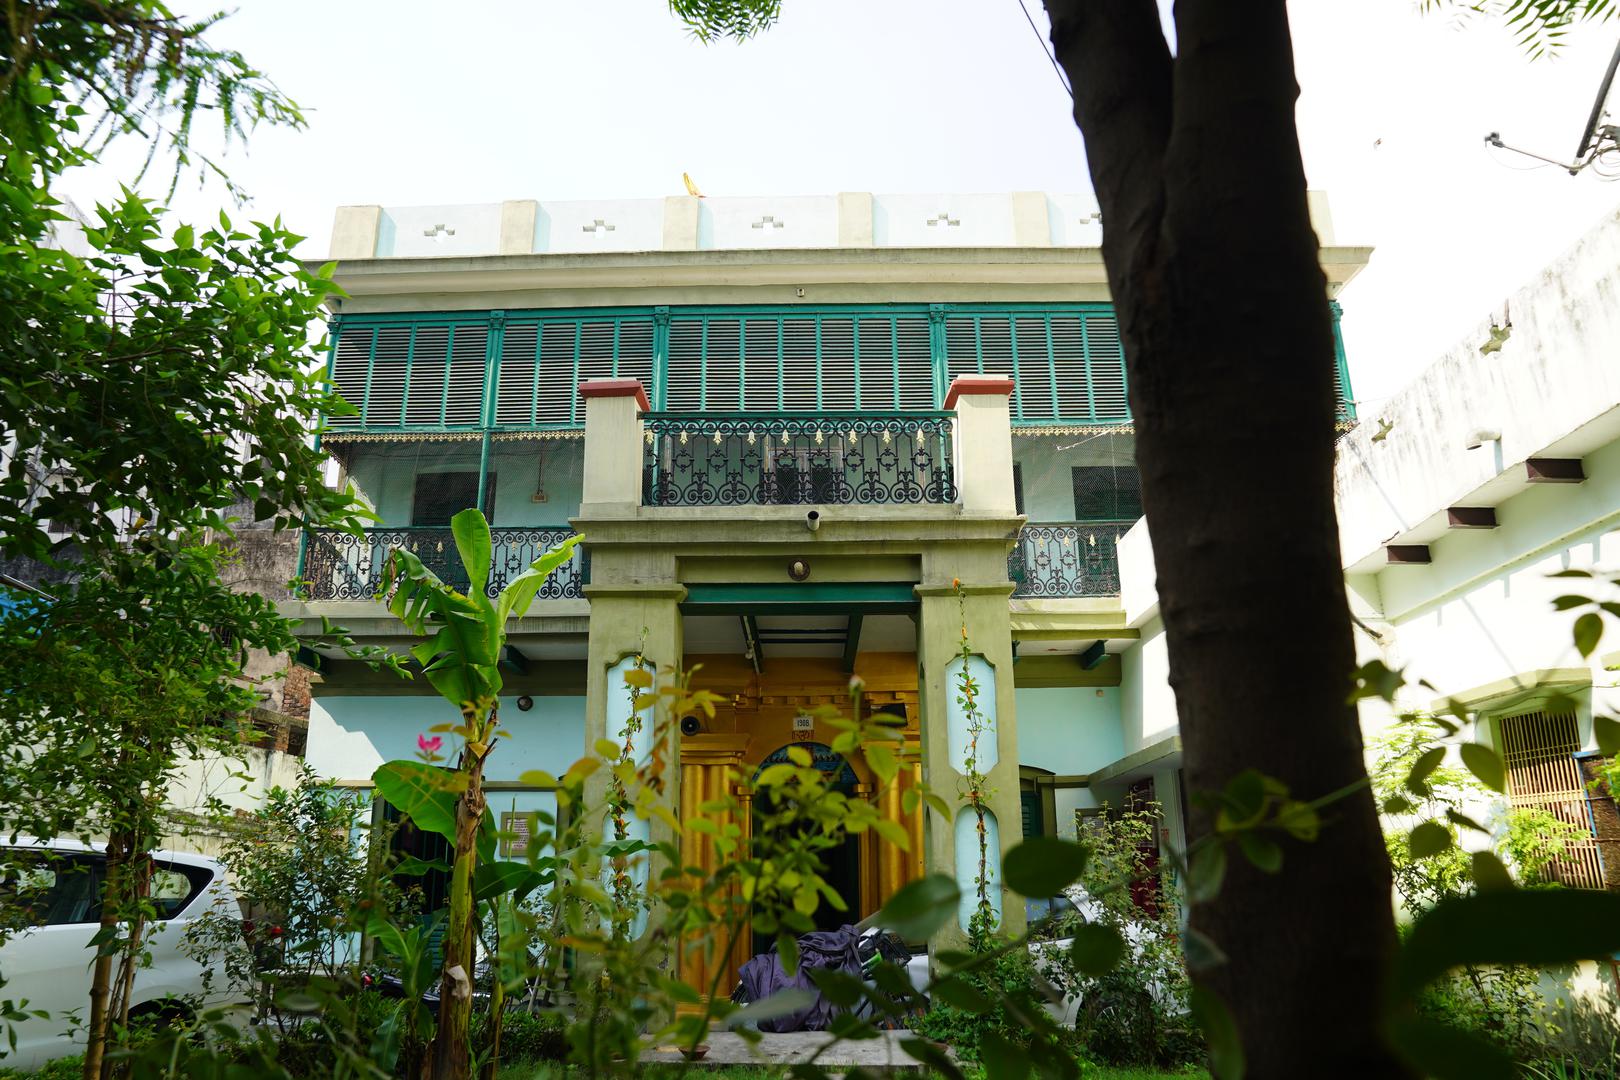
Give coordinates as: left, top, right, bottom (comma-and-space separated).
1044, 1, 1406, 1075
81, 834, 130, 1080
430, 751, 486, 1080
105, 852, 152, 1080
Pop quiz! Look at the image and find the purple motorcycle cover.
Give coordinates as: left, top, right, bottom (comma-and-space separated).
736, 924, 864, 1032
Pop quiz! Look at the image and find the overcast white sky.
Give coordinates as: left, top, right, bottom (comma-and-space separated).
61, 0, 1620, 411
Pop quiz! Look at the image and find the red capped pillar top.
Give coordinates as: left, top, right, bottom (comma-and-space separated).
943, 374, 1015, 411
579, 378, 650, 412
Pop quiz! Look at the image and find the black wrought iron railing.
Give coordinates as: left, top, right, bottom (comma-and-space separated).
1009, 521, 1136, 598
299, 527, 584, 602
640, 411, 957, 507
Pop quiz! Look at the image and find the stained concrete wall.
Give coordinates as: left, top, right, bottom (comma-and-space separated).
343, 439, 585, 529
1012, 432, 1137, 523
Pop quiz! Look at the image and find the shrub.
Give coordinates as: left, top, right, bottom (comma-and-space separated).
474, 1009, 567, 1065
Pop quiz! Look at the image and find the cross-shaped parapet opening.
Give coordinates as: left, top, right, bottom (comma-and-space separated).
927, 211, 960, 227
422, 223, 457, 238
582, 219, 616, 234
752, 215, 785, 230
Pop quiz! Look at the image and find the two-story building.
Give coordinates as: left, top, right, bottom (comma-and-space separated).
281, 190, 1366, 974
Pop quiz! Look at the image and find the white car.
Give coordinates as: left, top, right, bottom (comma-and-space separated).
0, 840, 244, 1069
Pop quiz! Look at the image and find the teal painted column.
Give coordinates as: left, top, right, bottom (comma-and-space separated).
928, 303, 950, 408
651, 307, 670, 410
1330, 299, 1356, 422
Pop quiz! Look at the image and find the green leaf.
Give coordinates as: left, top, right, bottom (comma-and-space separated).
1406, 746, 1446, 793
1182, 927, 1228, 972
1552, 594, 1591, 611
1189, 986, 1245, 1080
872, 818, 911, 851
371, 760, 465, 844
1002, 837, 1089, 897
1594, 714, 1620, 757
450, 508, 493, 606
1394, 889, 1620, 1001
1187, 842, 1227, 905
1574, 611, 1604, 657
930, 976, 992, 1014
875, 874, 959, 941
1444, 808, 1487, 834
1236, 832, 1282, 873
1068, 922, 1126, 976
727, 989, 819, 1028
979, 1031, 1031, 1080
473, 860, 545, 903
1469, 851, 1514, 892
1408, 821, 1453, 859
1459, 742, 1506, 794
807, 968, 866, 1008
1218, 769, 1268, 830
1388, 1016, 1514, 1079
899, 1038, 965, 1080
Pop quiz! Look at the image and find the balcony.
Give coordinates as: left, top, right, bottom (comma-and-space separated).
640, 412, 957, 507
298, 526, 584, 602
1008, 521, 1135, 598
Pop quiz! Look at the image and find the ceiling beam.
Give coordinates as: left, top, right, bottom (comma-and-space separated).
1386, 544, 1432, 565
1526, 457, 1585, 484
1446, 506, 1498, 529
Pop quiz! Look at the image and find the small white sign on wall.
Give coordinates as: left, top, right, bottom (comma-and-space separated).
792, 713, 815, 742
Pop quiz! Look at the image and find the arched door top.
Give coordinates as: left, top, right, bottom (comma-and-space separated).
754, 741, 858, 789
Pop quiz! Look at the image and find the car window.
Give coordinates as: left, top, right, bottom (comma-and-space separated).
151, 863, 212, 919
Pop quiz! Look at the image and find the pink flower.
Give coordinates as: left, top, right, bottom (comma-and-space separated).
418, 734, 443, 753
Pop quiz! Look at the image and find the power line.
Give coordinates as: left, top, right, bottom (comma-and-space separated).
1013, 0, 1073, 100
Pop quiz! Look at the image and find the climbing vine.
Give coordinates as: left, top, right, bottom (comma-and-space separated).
955, 579, 997, 946
606, 631, 651, 937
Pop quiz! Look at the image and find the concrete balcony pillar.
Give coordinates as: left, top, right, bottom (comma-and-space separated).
946, 375, 1017, 516
580, 379, 649, 513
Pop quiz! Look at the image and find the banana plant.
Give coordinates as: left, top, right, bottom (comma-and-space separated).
374, 508, 580, 1080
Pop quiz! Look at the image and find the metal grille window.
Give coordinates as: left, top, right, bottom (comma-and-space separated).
1499, 710, 1605, 890
665, 313, 935, 412
328, 322, 489, 430
944, 311, 1128, 424
1072, 465, 1142, 521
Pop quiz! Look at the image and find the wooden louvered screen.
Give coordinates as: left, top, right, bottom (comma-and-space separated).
1499, 710, 1605, 890
943, 311, 1129, 424
666, 312, 935, 412
328, 321, 488, 429
493, 316, 656, 426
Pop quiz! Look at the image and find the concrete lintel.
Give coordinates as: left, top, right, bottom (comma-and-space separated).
582, 583, 689, 602
1009, 611, 1135, 637
914, 582, 1014, 598
1012, 653, 1121, 688
1432, 667, 1591, 714
1090, 735, 1183, 786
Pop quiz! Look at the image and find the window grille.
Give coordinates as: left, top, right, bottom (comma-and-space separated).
1500, 709, 1605, 889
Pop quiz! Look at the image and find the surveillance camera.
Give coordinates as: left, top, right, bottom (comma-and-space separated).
679, 715, 703, 737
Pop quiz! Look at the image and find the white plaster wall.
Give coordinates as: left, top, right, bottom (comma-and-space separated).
872, 193, 1017, 248
1335, 204, 1620, 567
1117, 518, 1158, 628
1044, 193, 1104, 248
376, 204, 502, 259
697, 196, 837, 250
537, 199, 664, 255
306, 695, 585, 783
1118, 621, 1178, 757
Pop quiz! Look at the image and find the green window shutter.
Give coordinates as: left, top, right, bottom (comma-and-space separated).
539, 322, 582, 423
575, 321, 618, 392
444, 324, 488, 426
614, 319, 655, 398
943, 316, 981, 388
895, 317, 934, 410
666, 320, 703, 412
743, 318, 781, 410
1021, 790, 1043, 839
1084, 314, 1129, 421
783, 318, 818, 410
819, 318, 857, 410
1014, 316, 1054, 419
703, 318, 742, 409
328, 327, 375, 429
405, 326, 446, 426
495, 323, 539, 426
365, 326, 410, 426
856, 318, 895, 409
1051, 315, 1089, 419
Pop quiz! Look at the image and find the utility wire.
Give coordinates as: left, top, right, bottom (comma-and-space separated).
1014, 0, 1073, 99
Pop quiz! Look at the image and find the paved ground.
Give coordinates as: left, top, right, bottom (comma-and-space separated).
640, 1030, 936, 1071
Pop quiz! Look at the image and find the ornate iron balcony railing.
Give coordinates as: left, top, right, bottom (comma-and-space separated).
640, 411, 958, 507
298, 526, 583, 602
1009, 521, 1136, 598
